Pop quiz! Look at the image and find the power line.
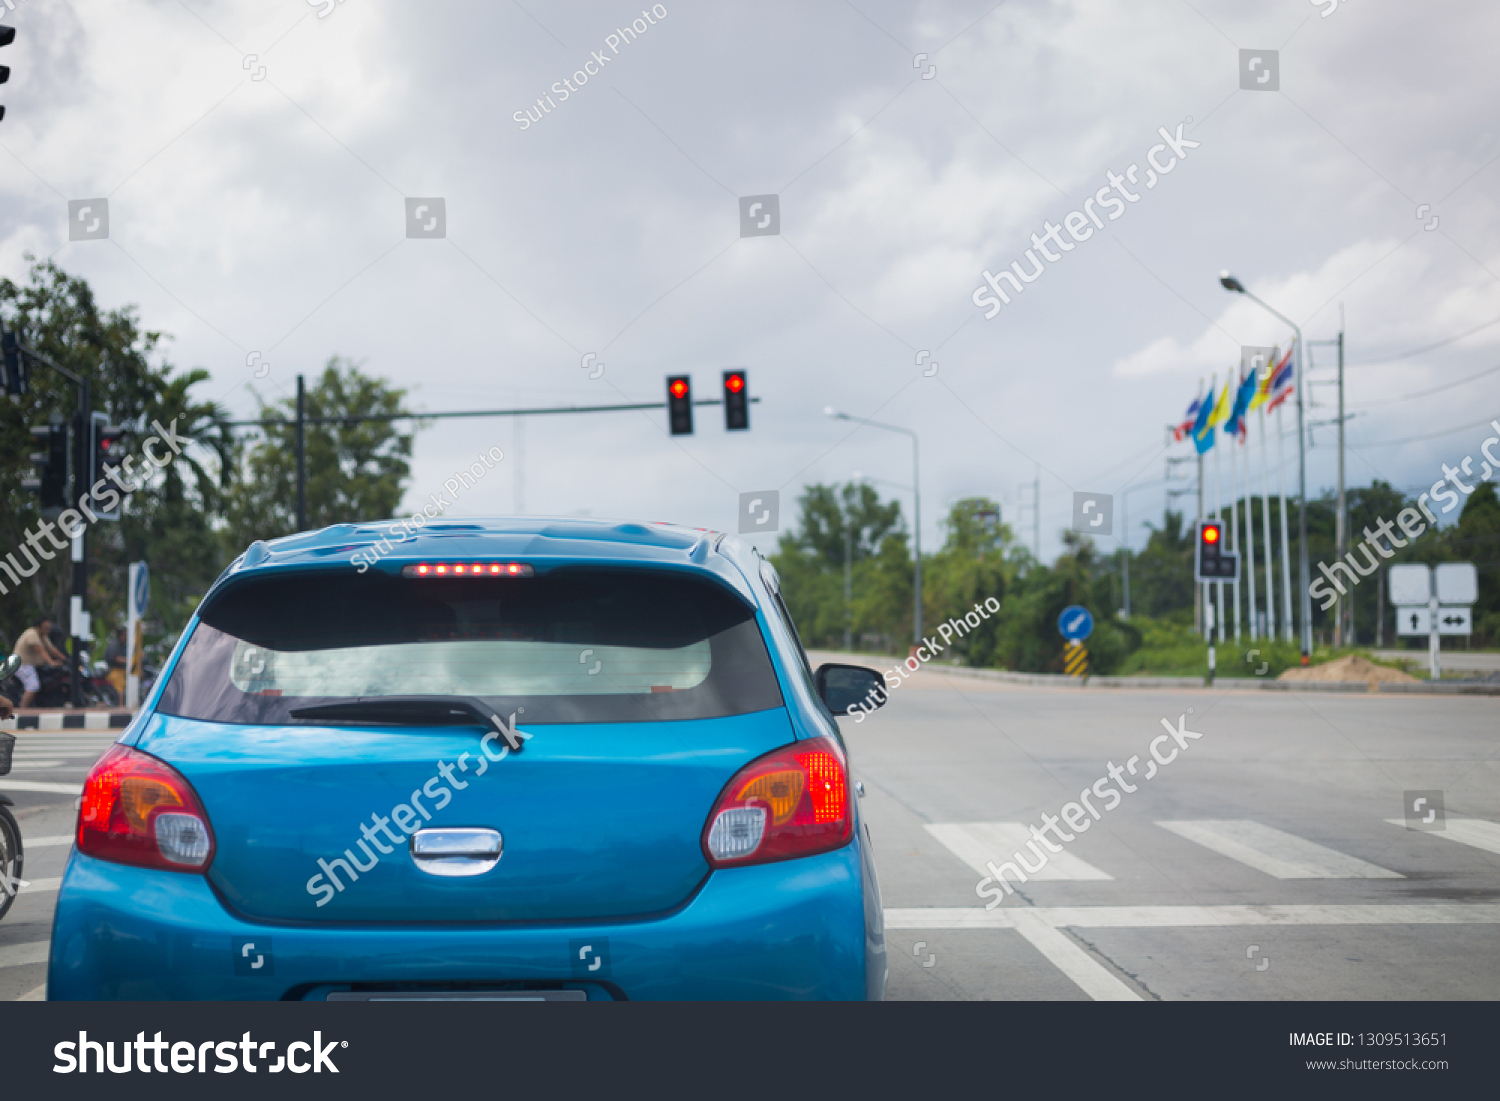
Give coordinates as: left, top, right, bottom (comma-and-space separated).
1347, 363, 1500, 409
1345, 313, 1500, 367
1354, 414, 1498, 448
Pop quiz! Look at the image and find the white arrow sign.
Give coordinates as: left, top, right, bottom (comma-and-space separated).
1396, 607, 1431, 636
1436, 606, 1472, 636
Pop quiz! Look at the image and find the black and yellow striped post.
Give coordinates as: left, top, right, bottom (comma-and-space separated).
1064, 640, 1089, 679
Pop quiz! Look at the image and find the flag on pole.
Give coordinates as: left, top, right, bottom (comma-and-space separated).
1207, 373, 1236, 428
1192, 382, 1216, 454
1249, 345, 1280, 411
1227, 369, 1258, 441
1173, 395, 1202, 442
1265, 346, 1295, 412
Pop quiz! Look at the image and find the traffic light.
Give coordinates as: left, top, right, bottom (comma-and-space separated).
722, 370, 748, 431
0, 23, 13, 124
1194, 519, 1238, 582
667, 375, 693, 436
90, 412, 126, 520
1, 327, 24, 397
23, 423, 69, 514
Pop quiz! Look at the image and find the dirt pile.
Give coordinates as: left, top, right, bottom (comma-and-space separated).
1277, 654, 1419, 685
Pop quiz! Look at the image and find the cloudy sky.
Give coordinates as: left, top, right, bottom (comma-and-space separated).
2, 0, 1497, 561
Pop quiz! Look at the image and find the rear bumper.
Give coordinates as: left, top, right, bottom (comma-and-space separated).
47, 841, 884, 1001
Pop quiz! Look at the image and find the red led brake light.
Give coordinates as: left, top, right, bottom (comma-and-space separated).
701, 737, 853, 868
78, 745, 216, 872
401, 563, 534, 578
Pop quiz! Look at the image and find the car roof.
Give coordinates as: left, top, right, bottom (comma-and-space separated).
212, 516, 760, 602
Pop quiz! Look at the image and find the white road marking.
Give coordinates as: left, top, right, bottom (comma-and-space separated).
925, 822, 1113, 881
1156, 819, 1402, 879
0, 781, 83, 795
1385, 818, 1500, 856
0, 941, 50, 970
19, 835, 73, 848
17, 982, 47, 1000
16, 877, 61, 895
883, 903, 1500, 930
884, 903, 1500, 1002
9, 761, 68, 770
1008, 910, 1140, 1001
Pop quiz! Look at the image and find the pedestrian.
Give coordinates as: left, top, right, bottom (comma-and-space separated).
12, 614, 67, 709
104, 626, 128, 699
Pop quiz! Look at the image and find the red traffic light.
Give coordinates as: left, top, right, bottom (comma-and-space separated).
1202, 524, 1221, 544
669, 379, 689, 399
724, 373, 744, 394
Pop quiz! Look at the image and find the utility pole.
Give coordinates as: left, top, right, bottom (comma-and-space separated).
295, 374, 307, 532
1337, 319, 1347, 645
844, 528, 853, 651
1033, 468, 1040, 563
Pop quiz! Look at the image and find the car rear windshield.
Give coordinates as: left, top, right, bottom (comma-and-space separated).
156, 566, 784, 725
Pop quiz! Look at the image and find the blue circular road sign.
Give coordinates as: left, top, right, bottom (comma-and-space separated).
132, 562, 150, 618
1058, 605, 1094, 641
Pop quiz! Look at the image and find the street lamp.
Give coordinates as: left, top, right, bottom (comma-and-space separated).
1219, 270, 1312, 657
827, 408, 922, 647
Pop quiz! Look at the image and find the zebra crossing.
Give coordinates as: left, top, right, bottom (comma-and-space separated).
894, 814, 1500, 1001
4, 731, 120, 772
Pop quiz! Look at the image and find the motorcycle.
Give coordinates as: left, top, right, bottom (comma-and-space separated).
0, 654, 22, 922
0, 650, 121, 709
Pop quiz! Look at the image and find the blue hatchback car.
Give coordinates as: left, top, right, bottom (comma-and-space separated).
48, 519, 888, 1000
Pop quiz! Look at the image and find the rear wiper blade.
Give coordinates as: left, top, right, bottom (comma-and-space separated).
288, 696, 526, 752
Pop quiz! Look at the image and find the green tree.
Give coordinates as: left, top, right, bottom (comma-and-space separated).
770, 483, 912, 651
1, 258, 229, 655
1445, 481, 1499, 643
220, 359, 415, 552
922, 497, 1011, 666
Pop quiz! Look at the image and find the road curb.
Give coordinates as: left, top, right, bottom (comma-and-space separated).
4, 711, 135, 730
916, 664, 1500, 696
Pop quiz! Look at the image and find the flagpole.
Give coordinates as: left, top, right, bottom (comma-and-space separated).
1276, 404, 1294, 643
1241, 422, 1258, 641
1258, 399, 1276, 640
1214, 439, 1225, 645
1195, 379, 1205, 639
1229, 424, 1241, 641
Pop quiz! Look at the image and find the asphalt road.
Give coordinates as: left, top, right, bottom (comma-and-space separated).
3, 667, 1497, 1002
0, 728, 116, 1002
824, 654, 1500, 1001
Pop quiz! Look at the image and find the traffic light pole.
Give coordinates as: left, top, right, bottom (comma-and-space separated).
220, 393, 761, 533
6, 331, 93, 707
70, 376, 89, 709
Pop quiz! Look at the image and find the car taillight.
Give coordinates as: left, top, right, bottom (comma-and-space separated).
77, 745, 216, 871
702, 737, 852, 868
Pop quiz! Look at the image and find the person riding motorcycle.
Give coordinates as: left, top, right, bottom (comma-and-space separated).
12, 615, 67, 709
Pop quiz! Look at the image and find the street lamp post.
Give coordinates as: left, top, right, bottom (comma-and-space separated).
827, 408, 922, 647
1219, 272, 1312, 657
